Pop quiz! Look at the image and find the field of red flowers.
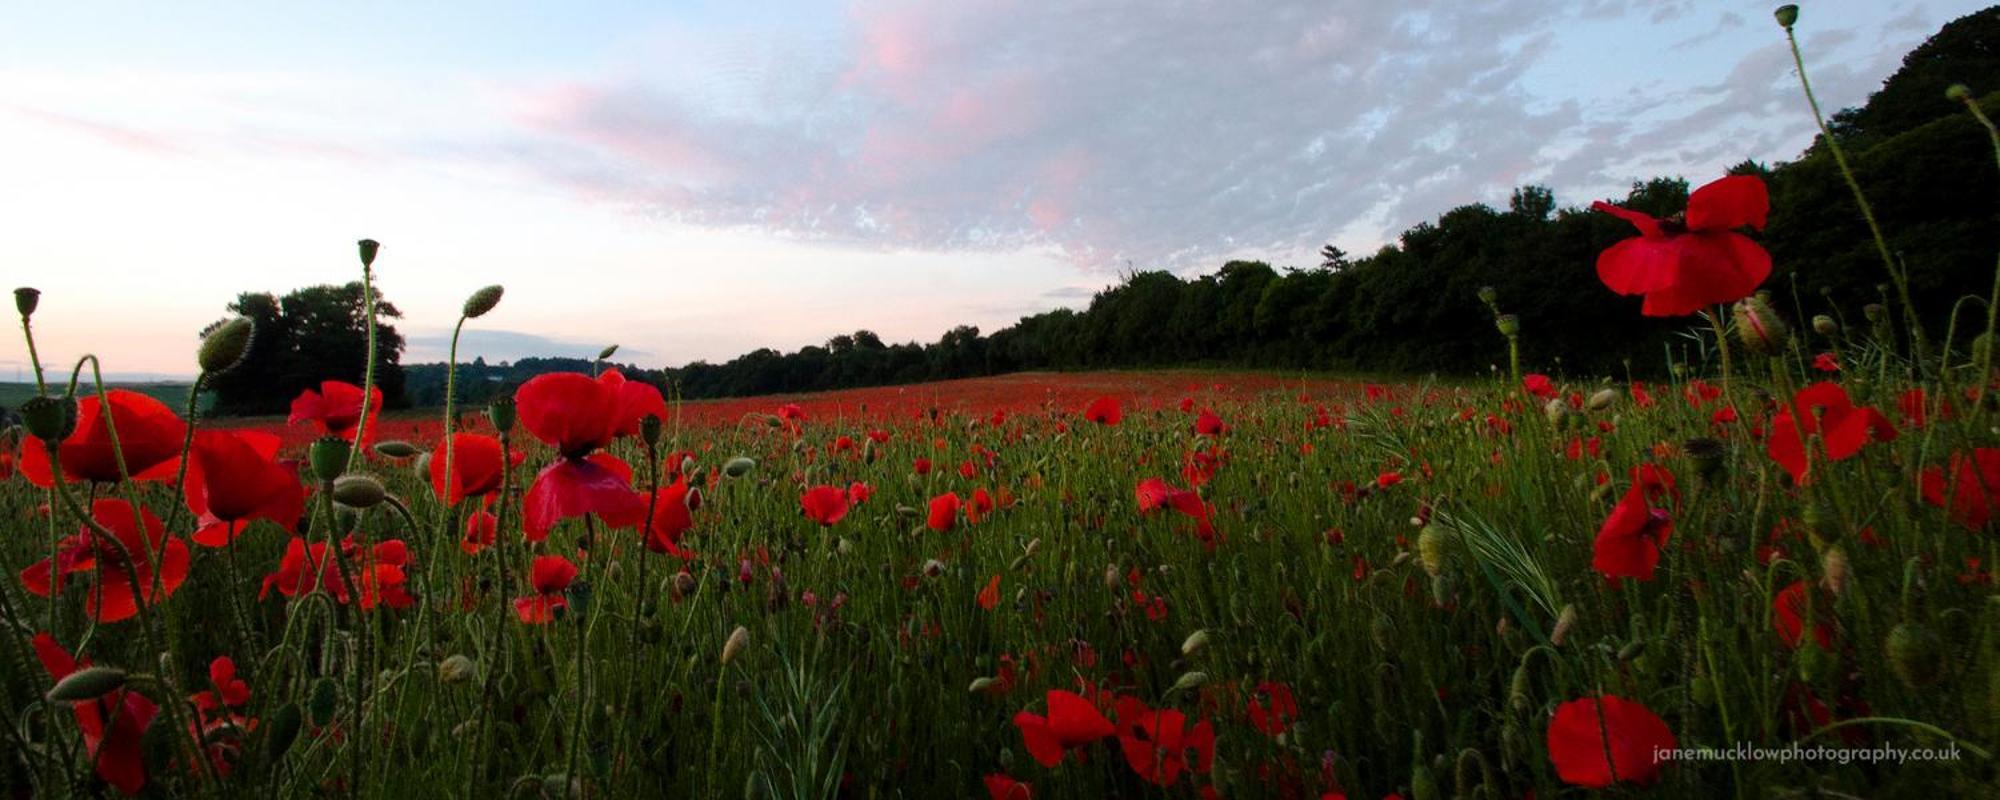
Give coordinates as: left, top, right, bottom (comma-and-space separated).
5, 9, 2000, 798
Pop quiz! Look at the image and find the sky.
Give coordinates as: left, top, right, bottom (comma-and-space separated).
0, 0, 1985, 380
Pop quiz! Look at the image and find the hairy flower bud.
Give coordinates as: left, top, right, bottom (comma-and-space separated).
1586, 388, 1618, 412
1811, 315, 1837, 337
1947, 83, 1975, 104
308, 436, 349, 483
1170, 671, 1209, 693
48, 666, 127, 702
266, 703, 303, 761
462, 285, 504, 319
438, 654, 477, 684
721, 625, 750, 665
722, 456, 755, 478
1885, 623, 1943, 687
198, 317, 255, 374
374, 440, 421, 459
1416, 524, 1453, 577
14, 287, 40, 318
1862, 303, 1887, 323
1732, 293, 1790, 355
1551, 605, 1578, 647
19, 396, 76, 442
597, 344, 619, 361
357, 239, 380, 268
333, 474, 387, 509
1773, 4, 1798, 28
1181, 629, 1211, 657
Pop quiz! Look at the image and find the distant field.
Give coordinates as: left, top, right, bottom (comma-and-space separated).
0, 381, 194, 410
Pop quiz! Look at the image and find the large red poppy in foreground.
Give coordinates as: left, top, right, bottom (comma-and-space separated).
289, 380, 382, 442
19, 499, 190, 622
20, 389, 185, 488
34, 633, 157, 795
184, 430, 305, 547
515, 371, 661, 539
1547, 695, 1675, 787
1591, 174, 1770, 317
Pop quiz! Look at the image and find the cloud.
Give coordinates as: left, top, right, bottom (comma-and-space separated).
403, 328, 649, 364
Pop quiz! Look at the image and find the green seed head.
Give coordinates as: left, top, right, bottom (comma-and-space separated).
1774, 4, 1798, 28
19, 396, 76, 442
357, 239, 380, 268
487, 397, 516, 434
308, 436, 349, 483
14, 287, 40, 318
1495, 313, 1520, 337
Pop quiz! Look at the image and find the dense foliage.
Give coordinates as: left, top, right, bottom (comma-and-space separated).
203, 283, 407, 416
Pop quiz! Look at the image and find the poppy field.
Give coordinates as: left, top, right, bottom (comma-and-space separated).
7, 9, 2000, 800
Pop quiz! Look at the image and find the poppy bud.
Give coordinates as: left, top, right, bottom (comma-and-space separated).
1811, 315, 1837, 336
1494, 313, 1519, 337
1105, 564, 1122, 591
1416, 525, 1452, 577
1542, 397, 1567, 427
1863, 303, 1886, 322
639, 414, 663, 448
462, 285, 504, 319
1773, 4, 1798, 28
266, 702, 303, 761
1885, 623, 1943, 687
309, 436, 349, 483
1820, 547, 1852, 596
968, 676, 1002, 694
670, 572, 697, 601
1550, 604, 1578, 647
597, 344, 619, 361
19, 395, 76, 442
47, 666, 127, 702
1947, 83, 1975, 103
14, 287, 39, 318
374, 440, 421, 459
356, 239, 380, 268
308, 676, 339, 726
487, 398, 516, 434
1477, 286, 1498, 306
1181, 629, 1211, 657
722, 456, 755, 478
1732, 293, 1790, 355
198, 317, 255, 374
922, 559, 946, 577
1170, 671, 1208, 693
333, 474, 387, 509
438, 654, 476, 684
721, 625, 750, 665
1586, 388, 1617, 411
1506, 662, 1532, 711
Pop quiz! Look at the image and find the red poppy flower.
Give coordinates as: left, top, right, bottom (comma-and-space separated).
1114, 696, 1216, 787
515, 554, 577, 623
978, 574, 1002, 610
1920, 448, 2000, 530
513, 371, 660, 538
928, 491, 962, 533
800, 485, 850, 526
847, 481, 873, 505
184, 430, 306, 547
289, 380, 383, 442
190, 656, 252, 713
1084, 396, 1122, 426
1546, 695, 1675, 788
1013, 689, 1116, 767
644, 476, 697, 559
1522, 374, 1557, 401
1812, 352, 1840, 372
984, 774, 1032, 800
1247, 682, 1298, 737
912, 457, 932, 475
1772, 579, 1835, 651
1591, 466, 1677, 581
259, 535, 413, 610
33, 632, 158, 795
461, 510, 498, 555
431, 433, 506, 506
20, 499, 189, 623
1194, 409, 1227, 437
1766, 382, 1897, 484
1591, 174, 1771, 317
1135, 477, 1217, 545
20, 389, 185, 488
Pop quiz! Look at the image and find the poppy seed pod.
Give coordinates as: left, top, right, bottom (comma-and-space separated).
1774, 4, 1798, 27
1476, 286, 1498, 306
1811, 315, 1837, 337
638, 414, 662, 447
1732, 293, 1790, 355
357, 239, 380, 268
487, 397, 516, 433
18, 395, 76, 442
47, 666, 127, 702
198, 317, 255, 374
721, 625, 750, 665
462, 285, 504, 319
1684, 437, 1726, 482
1947, 83, 1975, 103
14, 287, 39, 318
1494, 314, 1519, 337
332, 474, 387, 509
308, 436, 349, 483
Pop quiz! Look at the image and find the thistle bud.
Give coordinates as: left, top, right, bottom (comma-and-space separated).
1180, 629, 1211, 657
1586, 388, 1617, 412
462, 285, 504, 319
14, 287, 39, 318
19, 396, 76, 442
332, 474, 387, 509
47, 666, 127, 702
308, 436, 349, 483
198, 317, 255, 374
374, 440, 421, 459
1732, 293, 1790, 355
1495, 313, 1519, 337
721, 625, 750, 665
438, 654, 476, 684
639, 414, 663, 447
1885, 623, 1943, 687
487, 398, 516, 434
1774, 4, 1798, 28
723, 456, 755, 478
357, 239, 380, 268
597, 344, 619, 361
1476, 286, 1498, 306
1811, 315, 1838, 337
